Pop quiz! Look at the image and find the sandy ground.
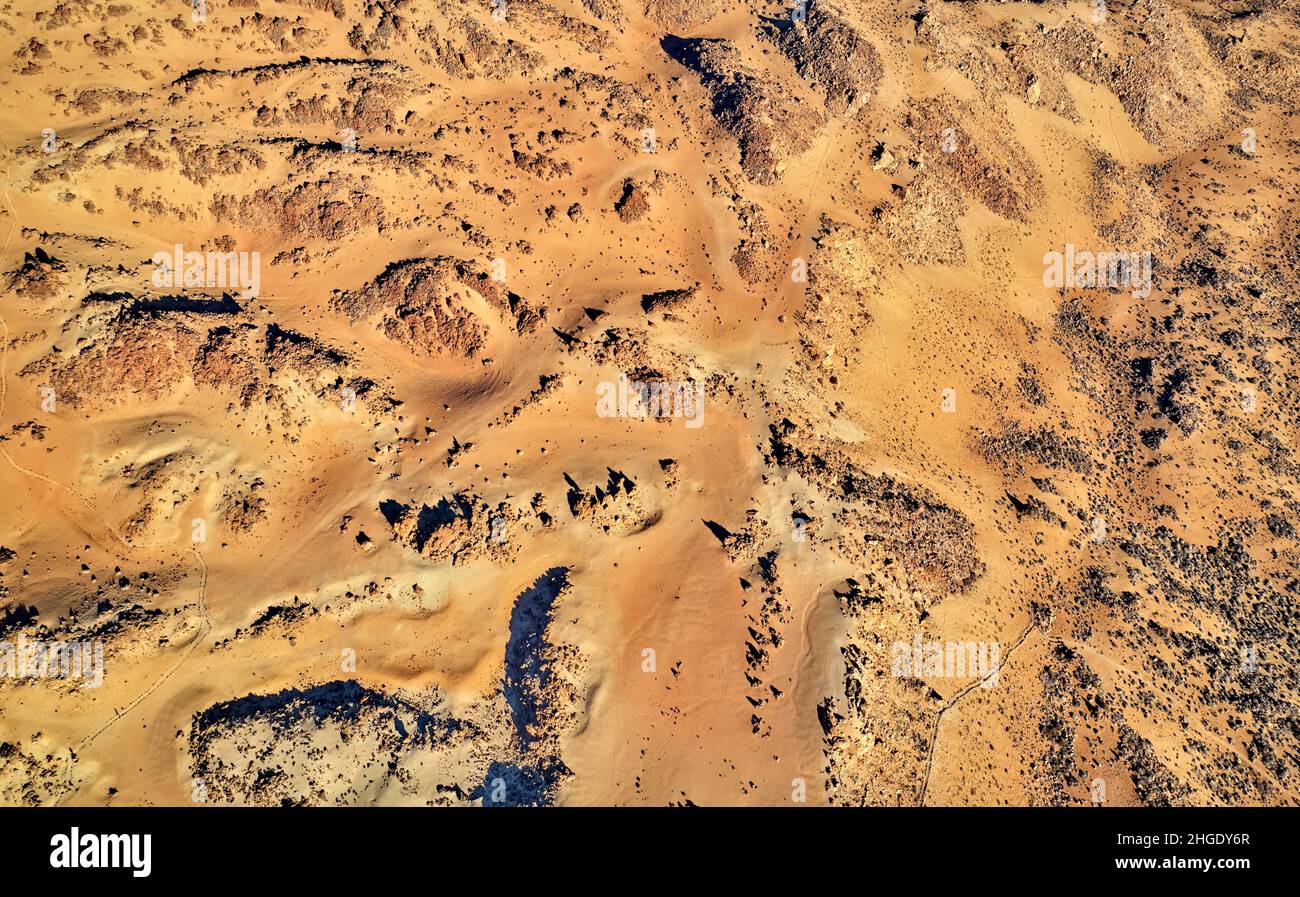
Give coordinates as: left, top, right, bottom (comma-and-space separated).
0, 0, 1298, 806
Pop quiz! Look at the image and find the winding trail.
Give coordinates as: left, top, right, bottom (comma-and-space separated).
0, 137, 214, 802
917, 619, 1038, 806
72, 547, 211, 755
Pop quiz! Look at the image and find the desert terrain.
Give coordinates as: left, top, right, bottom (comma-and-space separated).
1, 0, 1298, 806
